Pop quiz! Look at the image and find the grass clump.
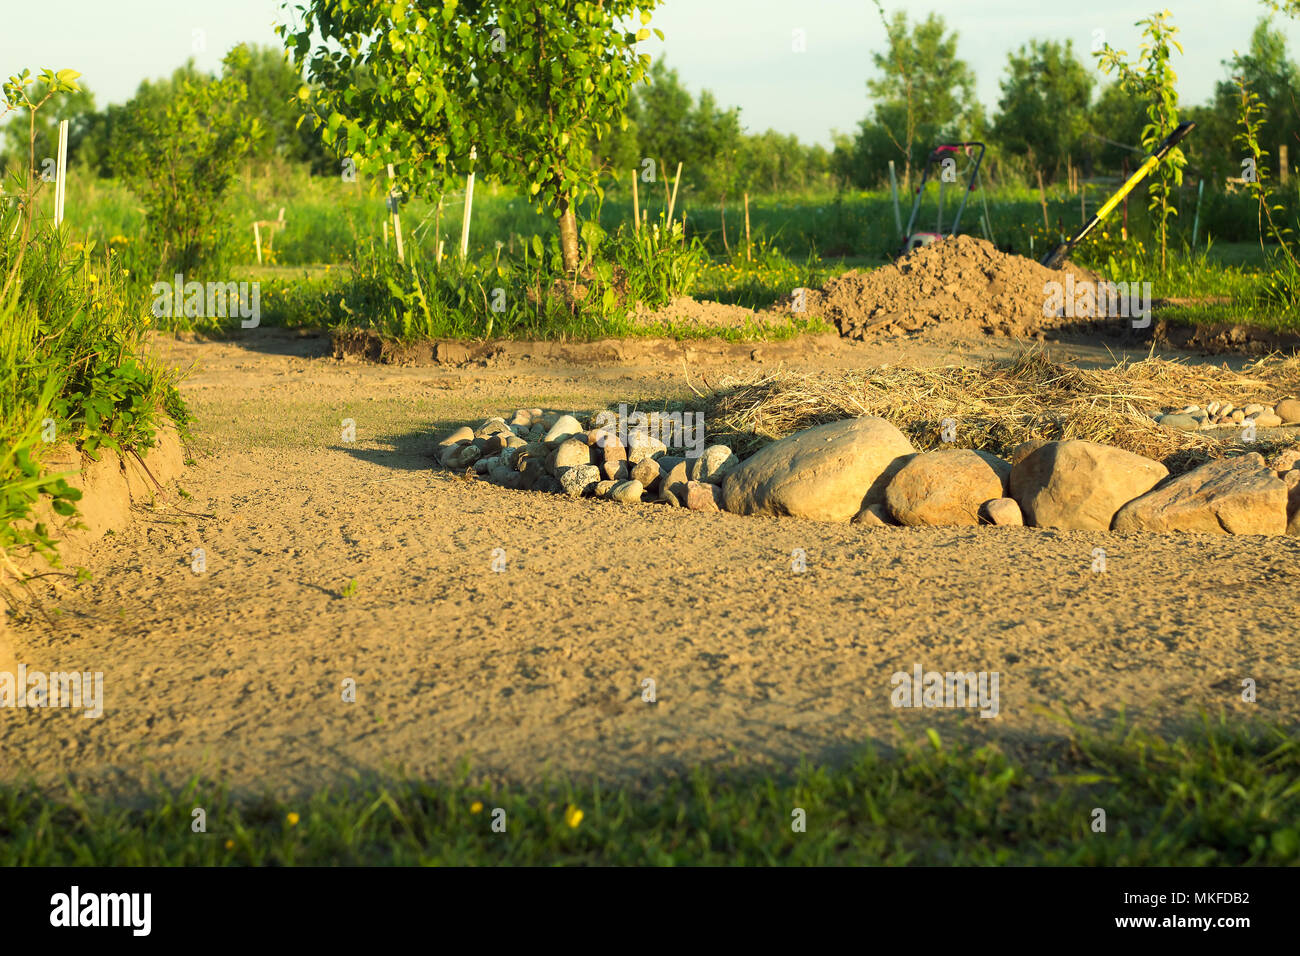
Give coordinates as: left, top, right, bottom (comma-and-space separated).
1, 717, 1295, 865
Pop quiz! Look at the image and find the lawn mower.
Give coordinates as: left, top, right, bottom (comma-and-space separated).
899, 141, 988, 257
1040, 121, 1195, 269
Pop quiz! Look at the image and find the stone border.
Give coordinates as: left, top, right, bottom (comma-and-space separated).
437, 409, 1300, 537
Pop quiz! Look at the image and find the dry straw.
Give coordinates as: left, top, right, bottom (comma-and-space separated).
705, 346, 1300, 474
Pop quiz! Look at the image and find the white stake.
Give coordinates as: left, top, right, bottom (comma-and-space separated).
460, 146, 477, 259
54, 119, 69, 227
253, 222, 263, 264
387, 163, 404, 264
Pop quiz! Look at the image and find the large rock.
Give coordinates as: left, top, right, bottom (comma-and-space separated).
1283, 469, 1299, 536
883, 449, 1010, 527
1112, 453, 1287, 535
721, 417, 916, 522
1010, 440, 1167, 530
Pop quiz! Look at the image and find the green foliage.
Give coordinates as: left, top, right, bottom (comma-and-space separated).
115, 46, 263, 278
0, 71, 187, 581
860, 2, 980, 187
993, 40, 1094, 179
2, 718, 1297, 865
285, 0, 662, 273
1096, 10, 1187, 274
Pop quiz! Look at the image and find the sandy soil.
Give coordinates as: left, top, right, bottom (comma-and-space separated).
4, 326, 1298, 798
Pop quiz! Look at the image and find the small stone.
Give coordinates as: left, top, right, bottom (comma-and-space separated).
474, 417, 511, 439
1286, 471, 1300, 536
510, 409, 532, 427
527, 424, 545, 441
661, 458, 691, 501
473, 456, 494, 474
661, 488, 681, 507
554, 438, 593, 471
443, 443, 481, 470
1276, 398, 1300, 424
610, 479, 644, 504
1178, 405, 1201, 415
851, 502, 892, 527
631, 457, 663, 491
1231, 409, 1245, 424
626, 432, 667, 464
488, 459, 523, 488
543, 414, 584, 446
1254, 413, 1283, 428
439, 426, 474, 449
1269, 448, 1300, 475
594, 480, 618, 498
600, 435, 627, 464
685, 480, 723, 512
981, 497, 1023, 526
1207, 401, 1222, 415
1156, 413, 1200, 432
1244, 404, 1264, 416
603, 460, 629, 481
690, 445, 740, 484
1220, 403, 1234, 417
560, 464, 601, 498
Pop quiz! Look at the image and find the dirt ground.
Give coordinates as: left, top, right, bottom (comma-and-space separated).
4, 326, 1298, 799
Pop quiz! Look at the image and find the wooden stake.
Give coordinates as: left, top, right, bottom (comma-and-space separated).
1281, 145, 1290, 185
53, 119, 69, 227
386, 163, 404, 264
1036, 170, 1049, 231
632, 168, 640, 234
743, 191, 751, 261
460, 146, 476, 259
253, 222, 263, 265
667, 161, 682, 227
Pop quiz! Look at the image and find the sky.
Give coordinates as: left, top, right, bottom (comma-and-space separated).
4, 0, 1299, 147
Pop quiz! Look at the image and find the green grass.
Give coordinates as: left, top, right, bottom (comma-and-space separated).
2, 717, 1296, 865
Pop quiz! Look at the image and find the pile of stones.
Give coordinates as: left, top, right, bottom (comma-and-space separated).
436, 409, 1300, 536
1154, 396, 1300, 432
436, 408, 738, 512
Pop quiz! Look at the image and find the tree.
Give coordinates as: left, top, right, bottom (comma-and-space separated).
228, 45, 333, 171
992, 40, 1094, 181
283, 0, 662, 274
866, 1, 978, 186
1096, 10, 1187, 273
115, 47, 262, 276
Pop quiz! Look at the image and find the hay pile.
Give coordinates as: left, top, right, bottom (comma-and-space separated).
705, 348, 1300, 474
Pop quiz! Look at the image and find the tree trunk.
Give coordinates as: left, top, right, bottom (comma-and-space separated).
720, 198, 730, 255
558, 198, 580, 274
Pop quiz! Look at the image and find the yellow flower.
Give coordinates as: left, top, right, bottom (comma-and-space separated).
224, 839, 235, 850
470, 801, 484, 814
286, 812, 300, 826
564, 805, 583, 828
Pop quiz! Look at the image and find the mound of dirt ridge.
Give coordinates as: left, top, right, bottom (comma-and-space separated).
809, 235, 1101, 340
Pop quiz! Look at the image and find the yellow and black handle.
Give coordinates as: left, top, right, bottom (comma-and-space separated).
1040, 121, 1195, 270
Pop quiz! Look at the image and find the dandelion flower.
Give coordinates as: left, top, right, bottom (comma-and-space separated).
470, 801, 483, 814
286, 812, 300, 826
564, 805, 583, 828
224, 839, 235, 850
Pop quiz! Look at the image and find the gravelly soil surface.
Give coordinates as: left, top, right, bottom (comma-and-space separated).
3, 327, 1297, 798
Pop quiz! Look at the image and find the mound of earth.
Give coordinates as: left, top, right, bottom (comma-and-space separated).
808, 235, 1100, 340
